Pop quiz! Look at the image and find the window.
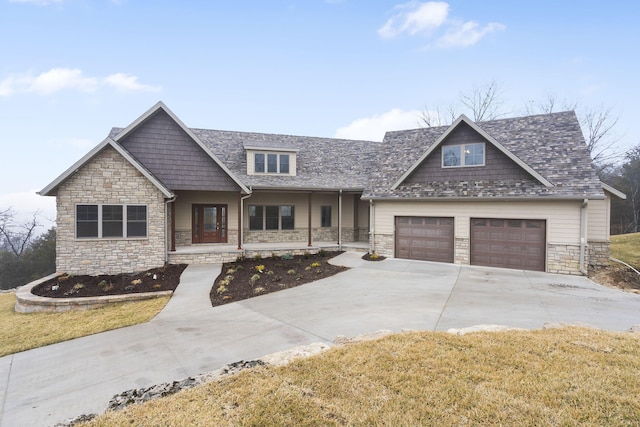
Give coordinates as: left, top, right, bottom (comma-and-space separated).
442, 143, 484, 167
248, 205, 295, 230
253, 152, 290, 174
76, 204, 147, 238
321, 205, 332, 227
254, 154, 265, 173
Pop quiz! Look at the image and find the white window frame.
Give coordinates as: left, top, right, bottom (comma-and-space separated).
253, 152, 291, 175
442, 143, 485, 168
75, 203, 148, 239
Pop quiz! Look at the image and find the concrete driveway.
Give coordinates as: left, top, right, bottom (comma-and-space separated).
1, 252, 639, 426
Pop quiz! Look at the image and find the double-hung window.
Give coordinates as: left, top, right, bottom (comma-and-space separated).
249, 205, 295, 230
76, 204, 147, 238
442, 143, 485, 168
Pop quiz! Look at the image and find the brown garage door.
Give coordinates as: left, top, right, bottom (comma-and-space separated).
395, 217, 454, 263
470, 218, 546, 271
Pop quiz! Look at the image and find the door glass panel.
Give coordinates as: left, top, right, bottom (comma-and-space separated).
220, 206, 226, 238
194, 209, 199, 239
204, 207, 216, 232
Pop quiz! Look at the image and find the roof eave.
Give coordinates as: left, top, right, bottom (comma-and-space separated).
602, 182, 627, 199
361, 194, 606, 202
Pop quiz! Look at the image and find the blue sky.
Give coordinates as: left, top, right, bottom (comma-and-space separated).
1, 0, 639, 227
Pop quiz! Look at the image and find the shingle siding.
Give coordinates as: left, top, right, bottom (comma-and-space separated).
406, 123, 533, 183
117, 110, 239, 192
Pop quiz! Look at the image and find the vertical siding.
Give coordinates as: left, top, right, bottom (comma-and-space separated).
373, 200, 582, 244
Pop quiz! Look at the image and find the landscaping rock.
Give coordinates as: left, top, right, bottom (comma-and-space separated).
260, 342, 331, 366
447, 324, 526, 335
334, 329, 394, 344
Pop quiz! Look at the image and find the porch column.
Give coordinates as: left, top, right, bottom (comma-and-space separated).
170, 200, 176, 252
353, 194, 359, 241
237, 192, 242, 250
308, 192, 313, 247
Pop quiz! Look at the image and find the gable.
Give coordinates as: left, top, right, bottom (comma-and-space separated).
405, 122, 534, 184
117, 109, 240, 192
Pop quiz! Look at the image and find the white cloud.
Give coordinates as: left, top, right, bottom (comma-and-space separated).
378, 1, 505, 48
335, 108, 422, 141
104, 73, 161, 92
0, 68, 161, 97
435, 21, 506, 48
378, 1, 449, 39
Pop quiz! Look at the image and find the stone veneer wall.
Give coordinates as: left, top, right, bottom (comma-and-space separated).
242, 228, 361, 244
372, 234, 394, 257
546, 243, 583, 275
588, 240, 611, 272
455, 237, 470, 265
56, 147, 167, 276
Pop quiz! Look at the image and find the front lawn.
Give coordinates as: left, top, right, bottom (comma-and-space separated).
84, 327, 640, 426
611, 232, 640, 268
0, 293, 169, 357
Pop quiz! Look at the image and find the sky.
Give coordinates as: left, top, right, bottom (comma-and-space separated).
1, 0, 639, 229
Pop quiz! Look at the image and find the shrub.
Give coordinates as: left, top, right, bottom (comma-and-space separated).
287, 269, 296, 275
131, 279, 143, 286
250, 274, 261, 283
73, 283, 84, 290
255, 265, 265, 273
303, 251, 311, 259
281, 253, 294, 260
224, 275, 235, 282
370, 253, 379, 260
216, 285, 228, 295
254, 286, 266, 294
253, 254, 262, 262
319, 248, 327, 257
226, 268, 236, 275
310, 262, 321, 268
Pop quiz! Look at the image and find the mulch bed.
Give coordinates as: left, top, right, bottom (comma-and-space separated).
210, 251, 348, 307
31, 264, 187, 298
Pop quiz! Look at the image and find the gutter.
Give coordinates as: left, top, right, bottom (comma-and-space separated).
579, 198, 588, 276
369, 199, 375, 254
239, 190, 252, 252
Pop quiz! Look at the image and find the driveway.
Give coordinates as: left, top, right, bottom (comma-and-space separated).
1, 252, 639, 426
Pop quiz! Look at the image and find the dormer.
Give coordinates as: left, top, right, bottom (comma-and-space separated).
244, 141, 298, 176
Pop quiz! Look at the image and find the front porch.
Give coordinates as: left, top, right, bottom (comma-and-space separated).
167, 241, 370, 265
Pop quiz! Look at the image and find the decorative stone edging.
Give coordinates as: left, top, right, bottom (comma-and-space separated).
14, 273, 173, 313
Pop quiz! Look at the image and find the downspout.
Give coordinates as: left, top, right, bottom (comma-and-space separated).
240, 191, 252, 253
338, 189, 343, 250
579, 198, 588, 276
369, 199, 375, 254
164, 195, 177, 264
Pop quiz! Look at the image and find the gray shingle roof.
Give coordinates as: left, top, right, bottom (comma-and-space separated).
363, 111, 605, 199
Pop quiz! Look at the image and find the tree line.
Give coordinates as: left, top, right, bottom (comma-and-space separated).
0, 209, 56, 290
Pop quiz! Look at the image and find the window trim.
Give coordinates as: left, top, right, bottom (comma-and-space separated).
253, 152, 291, 175
248, 204, 295, 231
75, 203, 148, 239
441, 142, 485, 168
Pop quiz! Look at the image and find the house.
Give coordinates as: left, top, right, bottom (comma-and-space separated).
39, 102, 624, 276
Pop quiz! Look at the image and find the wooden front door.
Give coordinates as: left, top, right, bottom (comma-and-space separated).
192, 204, 227, 243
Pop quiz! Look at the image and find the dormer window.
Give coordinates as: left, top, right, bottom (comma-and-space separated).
442, 143, 485, 168
253, 153, 291, 174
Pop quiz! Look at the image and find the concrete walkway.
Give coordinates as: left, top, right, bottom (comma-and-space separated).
2, 253, 640, 426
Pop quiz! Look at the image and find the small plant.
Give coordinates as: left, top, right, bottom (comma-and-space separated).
223, 295, 233, 300
250, 274, 261, 283
98, 280, 108, 288
319, 248, 327, 257
369, 252, 380, 260
153, 284, 162, 290
131, 279, 143, 286
73, 283, 85, 290
253, 254, 262, 261
216, 284, 228, 295
281, 252, 294, 260
236, 255, 245, 263
303, 251, 310, 259
219, 279, 231, 287
224, 275, 235, 282
271, 253, 278, 260
287, 269, 296, 275
305, 266, 312, 271
266, 270, 275, 276
58, 274, 71, 282
235, 265, 244, 271
226, 268, 237, 275
310, 262, 321, 268
254, 286, 266, 294
255, 265, 265, 273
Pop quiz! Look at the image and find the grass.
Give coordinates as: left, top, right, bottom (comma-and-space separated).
0, 293, 169, 357
84, 327, 640, 426
611, 232, 640, 268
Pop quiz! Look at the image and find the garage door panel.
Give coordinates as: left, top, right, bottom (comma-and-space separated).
471, 218, 546, 272
395, 216, 454, 263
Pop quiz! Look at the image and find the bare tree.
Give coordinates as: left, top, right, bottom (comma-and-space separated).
420, 80, 506, 128
522, 95, 577, 115
622, 146, 640, 232
459, 80, 504, 122
0, 209, 41, 280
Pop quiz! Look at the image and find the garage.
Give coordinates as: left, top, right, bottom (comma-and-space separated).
470, 218, 546, 272
395, 216, 454, 263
